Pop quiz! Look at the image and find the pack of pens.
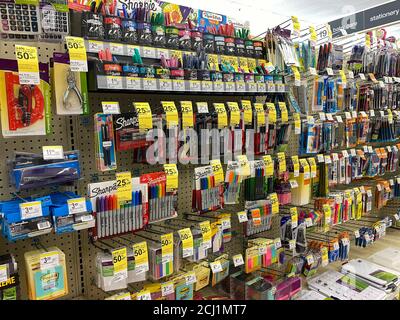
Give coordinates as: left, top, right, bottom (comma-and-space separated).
140, 171, 177, 223
0, 254, 20, 300
94, 113, 117, 171
0, 195, 53, 242
244, 160, 266, 202
9, 151, 81, 191
243, 200, 273, 237
299, 118, 322, 155
224, 161, 242, 205
192, 165, 224, 213
88, 178, 148, 240
49, 192, 94, 234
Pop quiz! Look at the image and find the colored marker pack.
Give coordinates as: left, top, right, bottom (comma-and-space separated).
87, 177, 148, 240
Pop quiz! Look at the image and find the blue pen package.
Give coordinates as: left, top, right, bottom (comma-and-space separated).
50, 192, 94, 234
9, 151, 81, 191
0, 196, 53, 242
94, 113, 117, 172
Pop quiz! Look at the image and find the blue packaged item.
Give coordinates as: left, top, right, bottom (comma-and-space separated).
50, 192, 94, 234
9, 151, 81, 191
0, 196, 53, 242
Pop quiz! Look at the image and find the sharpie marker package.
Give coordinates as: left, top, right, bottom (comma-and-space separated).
0, 59, 51, 137
94, 113, 117, 172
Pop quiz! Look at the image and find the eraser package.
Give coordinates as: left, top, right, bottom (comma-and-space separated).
0, 59, 51, 137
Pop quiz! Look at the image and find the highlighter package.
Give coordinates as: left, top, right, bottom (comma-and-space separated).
24, 247, 68, 300
51, 52, 89, 115
94, 113, 117, 172
0, 59, 51, 137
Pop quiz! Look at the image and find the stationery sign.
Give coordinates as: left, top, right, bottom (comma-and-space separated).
116, 171, 132, 202
65, 36, 88, 72
15, 45, 40, 85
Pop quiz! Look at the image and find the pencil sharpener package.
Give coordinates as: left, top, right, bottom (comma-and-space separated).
49, 192, 94, 234
51, 52, 89, 115
87, 177, 148, 240
94, 113, 117, 172
9, 150, 81, 191
0, 195, 53, 242
0, 254, 20, 300
0, 59, 51, 137
24, 247, 68, 300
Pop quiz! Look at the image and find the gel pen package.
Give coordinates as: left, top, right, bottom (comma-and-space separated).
94, 113, 117, 171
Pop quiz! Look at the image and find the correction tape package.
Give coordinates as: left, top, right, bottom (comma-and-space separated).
0, 59, 51, 137
51, 52, 89, 115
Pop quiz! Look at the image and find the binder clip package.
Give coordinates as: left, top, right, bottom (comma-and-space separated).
50, 192, 94, 234
9, 151, 81, 191
24, 247, 68, 300
0, 195, 53, 242
0, 59, 51, 137
51, 52, 89, 115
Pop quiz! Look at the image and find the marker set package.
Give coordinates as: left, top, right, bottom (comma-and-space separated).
140, 171, 178, 223
0, 59, 51, 137
94, 113, 117, 171
245, 238, 279, 274
24, 247, 68, 300
51, 52, 89, 115
0, 254, 20, 300
224, 161, 242, 205
192, 165, 224, 213
87, 178, 148, 240
95, 250, 147, 292
243, 200, 273, 237
8, 150, 81, 191
244, 160, 267, 202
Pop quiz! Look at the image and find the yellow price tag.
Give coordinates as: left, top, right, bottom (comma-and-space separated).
291, 156, 300, 177
278, 102, 289, 123
134, 102, 153, 131
300, 159, 311, 179
112, 247, 128, 279
241, 100, 253, 125
277, 152, 287, 173
163, 164, 178, 192
210, 159, 224, 185
116, 172, 132, 202
178, 228, 194, 258
133, 242, 149, 272
291, 66, 301, 86
237, 155, 251, 177
170, 49, 183, 61
263, 155, 274, 177
254, 103, 265, 126
323, 204, 332, 230
290, 207, 298, 227
321, 247, 329, 266
309, 26, 317, 42
161, 101, 179, 128
199, 221, 212, 248
181, 101, 194, 128
307, 158, 317, 178
214, 103, 228, 128
65, 36, 88, 72
266, 103, 277, 123
161, 233, 174, 262
339, 70, 347, 85
270, 193, 279, 214
15, 45, 40, 84
293, 113, 301, 134
208, 54, 220, 71
292, 16, 300, 34
239, 57, 249, 73
227, 102, 241, 126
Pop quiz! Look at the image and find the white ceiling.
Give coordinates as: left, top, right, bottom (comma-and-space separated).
170, 0, 395, 35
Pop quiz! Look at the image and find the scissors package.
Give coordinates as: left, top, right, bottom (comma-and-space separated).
51, 53, 89, 115
0, 59, 51, 138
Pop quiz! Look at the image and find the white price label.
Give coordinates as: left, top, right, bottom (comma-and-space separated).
336, 115, 343, 123
306, 255, 314, 265
20, 201, 43, 220
247, 83, 257, 92
317, 154, 325, 163
137, 292, 152, 300
127, 45, 140, 56
289, 180, 299, 188
126, 77, 142, 90
354, 230, 360, 238
37, 220, 51, 230
274, 238, 282, 249
333, 242, 339, 250
143, 78, 157, 90
202, 81, 213, 92
257, 83, 266, 92
350, 149, 356, 156
305, 218, 313, 227
289, 240, 296, 250
226, 82, 236, 92
221, 218, 231, 230
237, 211, 248, 223
106, 76, 123, 89
67, 198, 87, 215
43, 146, 64, 160
326, 68, 334, 76
359, 73, 366, 80
233, 254, 244, 267
326, 113, 334, 121
266, 82, 275, 92
159, 79, 172, 91
394, 214, 400, 221
40, 252, 60, 270
173, 80, 185, 91
214, 81, 225, 92
109, 43, 124, 55
345, 112, 352, 120
342, 150, 349, 158
236, 82, 246, 92
319, 112, 326, 121
348, 71, 354, 79
0, 265, 8, 282
189, 81, 201, 91
142, 46, 157, 58
210, 261, 223, 273
87, 40, 104, 52
101, 101, 120, 114
185, 272, 197, 285
161, 282, 174, 296
309, 67, 317, 75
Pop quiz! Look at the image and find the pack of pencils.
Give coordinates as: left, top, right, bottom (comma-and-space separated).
140, 171, 178, 223
192, 165, 223, 213
88, 178, 148, 240
94, 113, 117, 171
